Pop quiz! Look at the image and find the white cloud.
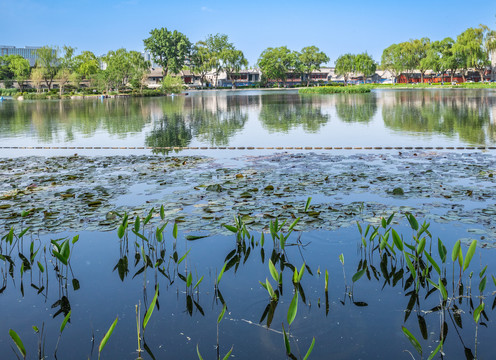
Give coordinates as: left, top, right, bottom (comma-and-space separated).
201, 6, 213, 12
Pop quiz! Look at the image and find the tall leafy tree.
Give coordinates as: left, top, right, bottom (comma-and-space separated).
355, 52, 377, 81
143, 27, 191, 76
334, 53, 356, 85
30, 67, 44, 93
74, 51, 99, 79
128, 51, 151, 93
454, 25, 495, 82
223, 49, 248, 89
410, 38, 430, 82
299, 46, 329, 86
0, 55, 15, 81
381, 44, 404, 83
8, 55, 30, 91
204, 34, 233, 87
257, 46, 297, 87
190, 41, 213, 87
440, 37, 464, 82
35, 45, 59, 89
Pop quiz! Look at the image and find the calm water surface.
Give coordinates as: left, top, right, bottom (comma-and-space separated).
1, 89, 496, 155
1, 90, 496, 359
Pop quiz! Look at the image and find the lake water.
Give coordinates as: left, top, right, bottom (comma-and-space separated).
1, 89, 496, 157
1, 90, 496, 359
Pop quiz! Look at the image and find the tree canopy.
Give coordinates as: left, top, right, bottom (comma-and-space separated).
143, 27, 191, 76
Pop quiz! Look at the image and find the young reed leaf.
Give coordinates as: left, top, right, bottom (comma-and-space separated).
297, 263, 305, 283
287, 291, 298, 326
406, 213, 419, 231
339, 253, 344, 266
352, 269, 366, 283
401, 326, 422, 356
217, 303, 227, 324
427, 339, 443, 360
303, 337, 316, 360
9, 329, 26, 359
143, 208, 154, 225
134, 216, 140, 233
143, 285, 159, 330
304, 197, 312, 212
391, 229, 403, 251
187, 272, 193, 288
324, 269, 329, 292
217, 262, 228, 285
474, 302, 485, 323
479, 276, 487, 293
222, 346, 234, 360
196, 344, 204, 360
282, 325, 291, 354
451, 240, 461, 263
60, 310, 71, 333
193, 276, 204, 290
98, 316, 118, 360
160, 205, 165, 220
268, 259, 279, 283
463, 240, 477, 272
172, 222, 178, 239
424, 250, 440, 275
177, 249, 191, 265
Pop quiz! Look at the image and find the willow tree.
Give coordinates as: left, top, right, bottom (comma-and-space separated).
223, 49, 248, 89
381, 44, 404, 83
355, 53, 377, 81
334, 53, 355, 85
36, 45, 59, 89
454, 25, 496, 82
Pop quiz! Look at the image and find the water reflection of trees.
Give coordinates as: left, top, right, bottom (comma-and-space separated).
259, 94, 330, 133
0, 99, 151, 142
145, 95, 249, 149
334, 93, 378, 124
382, 91, 496, 145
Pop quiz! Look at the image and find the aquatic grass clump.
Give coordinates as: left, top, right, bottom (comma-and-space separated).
299, 85, 372, 94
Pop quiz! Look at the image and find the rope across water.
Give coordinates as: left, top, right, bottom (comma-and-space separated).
0, 146, 493, 151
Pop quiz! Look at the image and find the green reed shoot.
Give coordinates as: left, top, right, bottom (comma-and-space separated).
98, 316, 118, 360
9, 329, 26, 360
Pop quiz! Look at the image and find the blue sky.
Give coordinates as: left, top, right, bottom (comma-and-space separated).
1, 0, 495, 66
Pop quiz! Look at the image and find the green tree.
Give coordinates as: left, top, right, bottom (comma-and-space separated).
69, 72, 82, 91
223, 49, 248, 89
143, 27, 191, 76
439, 37, 464, 82
31, 67, 44, 93
161, 75, 184, 94
454, 26, 495, 82
0, 55, 15, 82
128, 51, 151, 93
8, 55, 31, 91
410, 38, 430, 82
56, 68, 71, 95
35, 45, 59, 89
355, 52, 377, 82
190, 41, 213, 87
299, 46, 330, 86
257, 46, 297, 87
334, 53, 356, 85
204, 34, 234, 87
381, 44, 404, 83
74, 51, 99, 79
